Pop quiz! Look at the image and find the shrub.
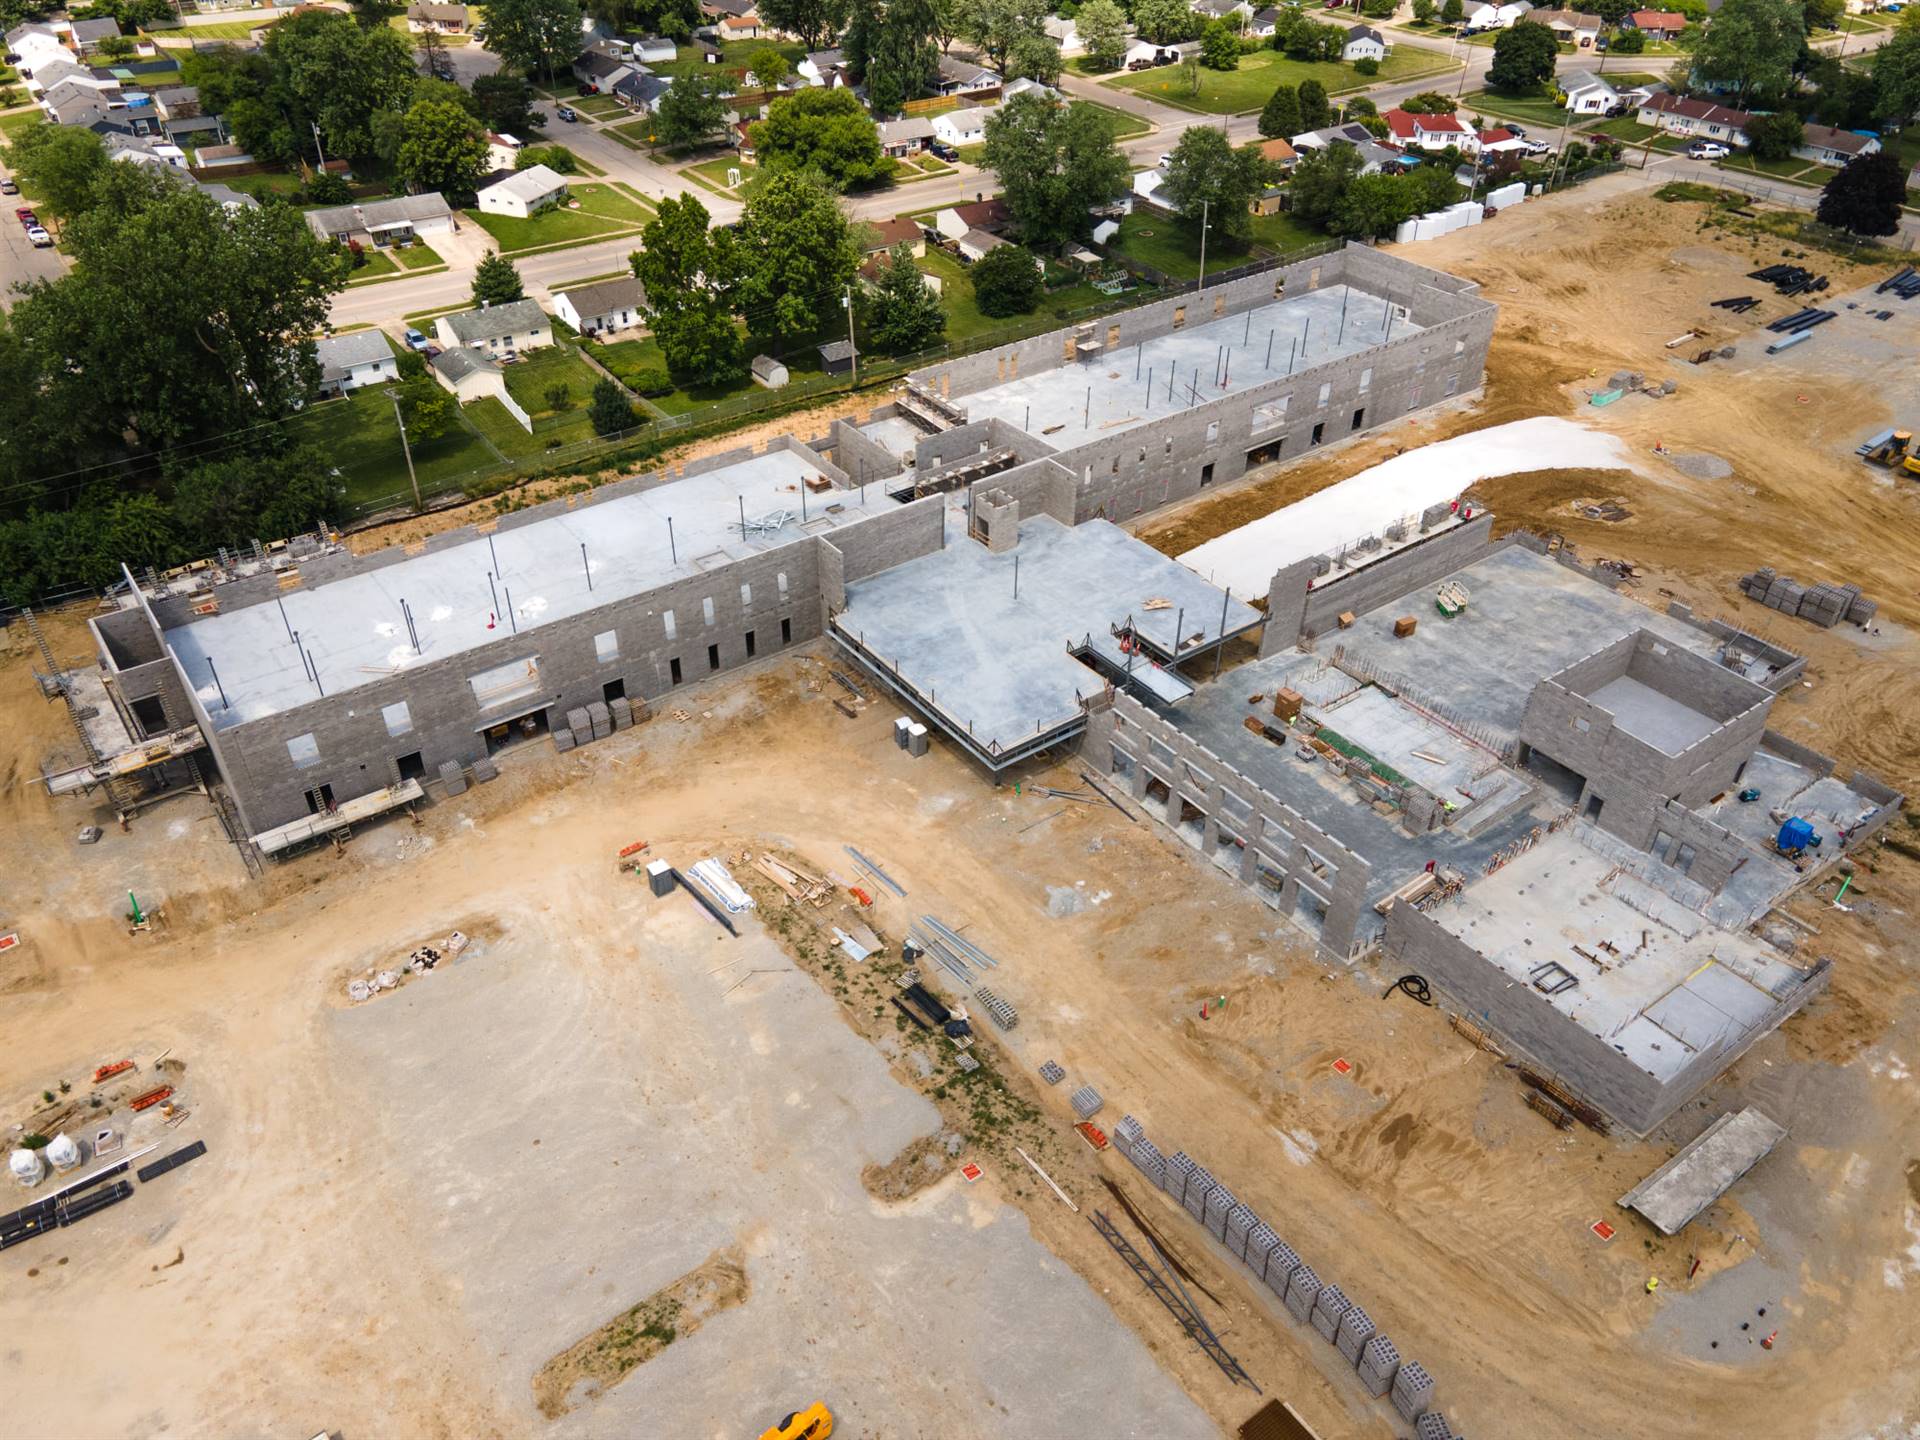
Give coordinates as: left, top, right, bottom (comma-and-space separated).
625, 367, 675, 397
1354, 56, 1379, 75
544, 382, 573, 412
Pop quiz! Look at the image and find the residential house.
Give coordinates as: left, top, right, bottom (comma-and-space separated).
552, 276, 649, 335
1636, 92, 1750, 146
305, 193, 457, 247
700, 0, 755, 17
936, 54, 1000, 94
1559, 71, 1619, 114
573, 49, 635, 91
720, 13, 763, 38
487, 132, 524, 172
1001, 77, 1059, 102
1248, 7, 1281, 36
41, 80, 147, 131
1462, 0, 1533, 30
22, 57, 105, 96
957, 228, 1007, 261
1044, 15, 1084, 53
1191, 0, 1254, 20
68, 18, 121, 55
625, 35, 677, 62
477, 164, 570, 218
190, 176, 258, 212
1255, 136, 1298, 168
858, 250, 943, 294
1132, 167, 1167, 204
435, 299, 553, 359
733, 119, 758, 161
1795, 123, 1879, 167
1530, 7, 1603, 45
877, 115, 936, 156
192, 144, 253, 169
799, 48, 849, 86
1123, 37, 1200, 65
5, 23, 70, 77
817, 338, 858, 375
935, 197, 1011, 242
406, 3, 469, 33
932, 105, 995, 147
1382, 108, 1477, 152
861, 214, 927, 257
429, 346, 512, 406
1292, 121, 1402, 173
1476, 125, 1529, 158
1342, 24, 1389, 62
1624, 8, 1685, 37
615, 71, 671, 112
103, 132, 185, 167
313, 332, 400, 398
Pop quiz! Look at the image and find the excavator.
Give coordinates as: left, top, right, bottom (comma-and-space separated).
760, 1403, 833, 1440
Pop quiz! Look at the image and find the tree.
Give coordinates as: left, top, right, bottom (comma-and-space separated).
1359, 0, 1395, 17
1487, 19, 1558, 92
856, 0, 942, 110
747, 45, 793, 87
983, 92, 1130, 250
1402, 90, 1457, 112
169, 446, 344, 552
1806, 56, 1876, 130
1690, 0, 1805, 102
94, 33, 136, 61
1817, 149, 1904, 234
417, 26, 450, 76
1803, 0, 1843, 29
958, 0, 1051, 75
307, 171, 352, 204
1873, 25, 1920, 122
1076, 0, 1129, 69
1201, 18, 1241, 67
1441, 0, 1463, 20
653, 73, 731, 149
3, 124, 107, 222
1353, 55, 1378, 74
1259, 83, 1302, 137
970, 243, 1042, 315
349, 0, 402, 24
394, 364, 456, 442
1159, 124, 1270, 246
481, 0, 582, 84
471, 250, 526, 305
632, 194, 745, 385
1608, 25, 1644, 52
752, 87, 888, 188
473, 74, 537, 135
589, 378, 637, 436
1297, 77, 1331, 129
1132, 0, 1200, 44
863, 243, 946, 350
397, 97, 489, 198
1332, 172, 1422, 238
1285, 139, 1364, 229
757, 0, 851, 49
263, 9, 417, 160
1412, 0, 1434, 21
1008, 29, 1062, 80
737, 171, 860, 348
517, 142, 580, 173
1745, 108, 1804, 160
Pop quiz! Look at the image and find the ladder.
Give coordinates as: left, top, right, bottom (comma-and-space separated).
1089, 1210, 1260, 1393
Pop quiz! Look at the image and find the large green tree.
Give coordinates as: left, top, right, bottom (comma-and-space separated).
853, 0, 942, 110
752, 88, 888, 188
262, 8, 417, 160
756, 0, 851, 48
982, 91, 1129, 251
3, 124, 107, 223
1296, 77, 1330, 129
397, 97, 489, 198
970, 243, 1042, 315
1816, 149, 1904, 234
1283, 139, 1364, 230
653, 73, 731, 149
1745, 108, 1804, 160
957, 0, 1050, 74
1486, 19, 1557, 93
170, 447, 345, 549
471, 251, 527, 305
1259, 83, 1302, 138
632, 195, 745, 385
1076, 0, 1129, 70
481, 0, 583, 84
473, 73, 538, 134
1132, 0, 1200, 44
1690, 0, 1805, 102
736, 171, 861, 349
1872, 25, 1920, 122
862, 243, 946, 351
1158, 124, 1271, 246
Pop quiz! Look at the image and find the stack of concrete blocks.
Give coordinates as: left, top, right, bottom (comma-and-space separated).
1182, 1164, 1217, 1223
1128, 1136, 1167, 1189
1224, 1204, 1260, 1262
1162, 1150, 1197, 1207
1415, 1412, 1457, 1439
907, 722, 930, 757
972, 985, 1018, 1030
1284, 1264, 1322, 1323
553, 726, 575, 753
438, 759, 467, 796
1392, 1360, 1437, 1422
1070, 1084, 1103, 1120
1261, 1237, 1302, 1301
1740, 567, 1876, 628
1202, 1181, 1239, 1242
609, 696, 635, 731
1336, 1302, 1376, 1365
1357, 1334, 1401, 1398
1111, 1113, 1144, 1152
471, 756, 499, 784
1039, 1060, 1067, 1086
587, 701, 612, 740
1310, 1283, 1350, 1343
893, 716, 913, 750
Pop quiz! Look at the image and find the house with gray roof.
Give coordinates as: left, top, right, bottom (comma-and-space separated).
476, 163, 570, 218
313, 331, 400, 397
68, 17, 121, 53
435, 299, 553, 358
304, 193, 455, 246
551, 276, 648, 336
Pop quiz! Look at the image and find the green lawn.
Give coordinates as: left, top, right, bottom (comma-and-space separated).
1582, 115, 1663, 143
465, 183, 653, 254
285, 384, 500, 512
1104, 209, 1280, 280
0, 109, 44, 145
642, 37, 805, 85
606, 118, 658, 151
1109, 46, 1458, 113
572, 93, 629, 118
159, 15, 277, 38
463, 394, 547, 460
1460, 88, 1575, 127
1079, 99, 1153, 141
1248, 208, 1322, 252
1718, 152, 1831, 184
589, 333, 792, 416
917, 248, 1109, 345
684, 155, 754, 193
503, 345, 605, 445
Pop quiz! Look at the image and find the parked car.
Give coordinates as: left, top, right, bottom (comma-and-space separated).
929, 140, 958, 160
0, 177, 15, 195
556, 104, 578, 122
1687, 140, 1730, 159
27, 226, 51, 247
403, 327, 429, 351
425, 344, 442, 358
15, 207, 35, 225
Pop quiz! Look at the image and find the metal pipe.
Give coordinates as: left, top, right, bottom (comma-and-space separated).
504, 586, 518, 634
275, 596, 293, 643
207, 657, 229, 710
581, 542, 592, 592
667, 516, 676, 564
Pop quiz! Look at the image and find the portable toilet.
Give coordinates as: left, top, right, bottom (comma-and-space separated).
1777, 817, 1817, 853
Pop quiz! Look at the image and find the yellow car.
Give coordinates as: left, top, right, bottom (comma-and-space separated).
760, 1403, 833, 1440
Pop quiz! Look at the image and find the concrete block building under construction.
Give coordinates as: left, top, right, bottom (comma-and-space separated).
43, 241, 1897, 1134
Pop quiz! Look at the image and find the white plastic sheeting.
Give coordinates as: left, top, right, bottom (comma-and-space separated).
9, 1147, 45, 1186
689, 858, 756, 913
45, 1133, 81, 1172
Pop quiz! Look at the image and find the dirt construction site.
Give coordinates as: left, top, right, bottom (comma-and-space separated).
4, 178, 1920, 1440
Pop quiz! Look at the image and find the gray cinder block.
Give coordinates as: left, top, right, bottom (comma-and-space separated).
1310, 1284, 1349, 1343
1336, 1303, 1375, 1364
553, 727, 576, 753
1128, 1138, 1165, 1189
1414, 1412, 1454, 1440
1392, 1360, 1436, 1421
1357, 1334, 1400, 1397
1261, 1239, 1301, 1297
1202, 1182, 1237, 1241
1284, 1265, 1320, 1323
1162, 1151, 1196, 1206
587, 700, 611, 739
1183, 1165, 1216, 1222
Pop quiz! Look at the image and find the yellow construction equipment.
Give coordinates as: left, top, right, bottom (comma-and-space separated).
1863, 430, 1913, 467
760, 1404, 833, 1440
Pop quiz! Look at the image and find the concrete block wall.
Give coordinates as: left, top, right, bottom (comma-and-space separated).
1299, 514, 1500, 639
824, 493, 945, 588
92, 606, 164, 670
831, 417, 906, 487
1086, 691, 1373, 960
965, 458, 1077, 529
1757, 728, 1836, 777
1650, 798, 1746, 893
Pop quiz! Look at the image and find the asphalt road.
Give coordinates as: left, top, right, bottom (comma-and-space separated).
0, 153, 68, 301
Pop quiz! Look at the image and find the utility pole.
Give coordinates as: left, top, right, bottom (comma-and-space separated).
1197, 198, 1209, 290
310, 119, 327, 174
388, 391, 422, 512
844, 286, 858, 384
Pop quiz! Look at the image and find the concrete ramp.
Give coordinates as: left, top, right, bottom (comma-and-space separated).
1618, 1108, 1787, 1235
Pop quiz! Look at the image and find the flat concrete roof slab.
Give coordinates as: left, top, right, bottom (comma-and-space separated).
1619, 1107, 1788, 1235
835, 514, 1257, 761
1585, 674, 1718, 755
953, 286, 1417, 444
165, 450, 854, 727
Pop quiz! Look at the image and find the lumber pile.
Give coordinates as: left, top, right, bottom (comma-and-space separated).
752, 853, 831, 907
